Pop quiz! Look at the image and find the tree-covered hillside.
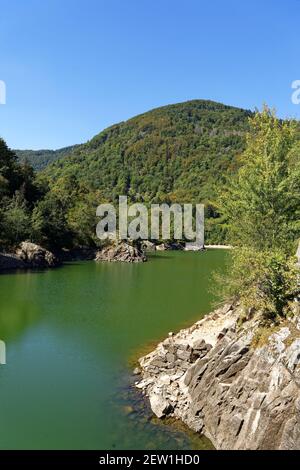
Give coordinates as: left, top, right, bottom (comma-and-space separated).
15, 145, 79, 171
43, 100, 252, 241
1, 100, 299, 252
1, 100, 254, 250
45, 100, 251, 201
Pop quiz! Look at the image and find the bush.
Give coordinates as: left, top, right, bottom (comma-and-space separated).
221, 247, 299, 321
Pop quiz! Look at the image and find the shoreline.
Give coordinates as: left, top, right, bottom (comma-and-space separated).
204, 244, 233, 249
0, 242, 232, 274
135, 303, 300, 450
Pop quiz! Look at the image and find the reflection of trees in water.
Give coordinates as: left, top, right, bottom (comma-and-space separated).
0, 271, 42, 342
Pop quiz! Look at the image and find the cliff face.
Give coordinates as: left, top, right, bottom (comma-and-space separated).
136, 303, 300, 450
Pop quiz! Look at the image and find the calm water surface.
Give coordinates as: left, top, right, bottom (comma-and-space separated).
0, 251, 227, 449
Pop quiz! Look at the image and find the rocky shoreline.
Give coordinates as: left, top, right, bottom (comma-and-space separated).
0, 241, 147, 272
0, 239, 226, 273
0, 242, 60, 271
0, 239, 209, 273
135, 303, 300, 450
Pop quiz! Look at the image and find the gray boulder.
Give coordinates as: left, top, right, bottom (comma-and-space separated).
95, 242, 147, 263
15, 242, 59, 268
149, 393, 173, 418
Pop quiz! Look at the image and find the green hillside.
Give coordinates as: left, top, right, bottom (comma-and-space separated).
1, 100, 254, 250
43, 100, 252, 242
45, 100, 251, 201
15, 145, 79, 171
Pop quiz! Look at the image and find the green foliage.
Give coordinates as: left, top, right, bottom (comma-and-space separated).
218, 108, 300, 321
2, 194, 31, 246
42, 100, 251, 243
220, 248, 299, 321
15, 145, 79, 171
2, 101, 299, 266
0, 138, 43, 249
220, 108, 300, 252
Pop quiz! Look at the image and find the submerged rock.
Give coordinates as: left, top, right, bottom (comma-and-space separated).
15, 242, 59, 268
95, 242, 147, 263
136, 303, 300, 450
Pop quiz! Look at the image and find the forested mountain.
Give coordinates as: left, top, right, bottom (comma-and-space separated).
1, 100, 255, 250
15, 145, 79, 171
43, 100, 252, 242
45, 100, 251, 202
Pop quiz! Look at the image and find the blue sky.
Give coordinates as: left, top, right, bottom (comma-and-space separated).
0, 0, 299, 149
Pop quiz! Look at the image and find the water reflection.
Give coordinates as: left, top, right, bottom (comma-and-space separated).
0, 251, 227, 449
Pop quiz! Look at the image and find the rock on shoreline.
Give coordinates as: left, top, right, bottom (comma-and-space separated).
136, 304, 300, 450
95, 242, 147, 263
0, 253, 26, 271
16, 242, 59, 268
0, 242, 60, 271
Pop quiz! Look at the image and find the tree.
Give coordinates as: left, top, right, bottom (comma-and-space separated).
31, 192, 73, 249
220, 107, 300, 252
2, 193, 31, 247
218, 108, 300, 321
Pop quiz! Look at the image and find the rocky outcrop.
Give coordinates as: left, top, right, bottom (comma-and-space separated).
95, 242, 147, 263
15, 242, 59, 268
136, 303, 300, 449
1, 243, 59, 271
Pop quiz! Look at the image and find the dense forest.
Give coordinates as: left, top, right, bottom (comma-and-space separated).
45, 100, 251, 201
42, 100, 252, 243
16, 145, 79, 171
0, 99, 260, 251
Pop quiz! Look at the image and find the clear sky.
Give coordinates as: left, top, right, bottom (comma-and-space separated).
0, 0, 299, 149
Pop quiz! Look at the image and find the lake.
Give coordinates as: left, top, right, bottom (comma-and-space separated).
0, 250, 227, 449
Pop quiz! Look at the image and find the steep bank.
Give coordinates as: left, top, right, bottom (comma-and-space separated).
136, 303, 300, 449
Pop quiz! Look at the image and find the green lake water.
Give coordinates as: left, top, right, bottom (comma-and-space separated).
0, 250, 227, 450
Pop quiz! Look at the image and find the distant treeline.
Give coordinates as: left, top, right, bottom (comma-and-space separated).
16, 145, 79, 171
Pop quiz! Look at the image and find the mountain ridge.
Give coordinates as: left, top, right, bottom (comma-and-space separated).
15, 99, 252, 172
